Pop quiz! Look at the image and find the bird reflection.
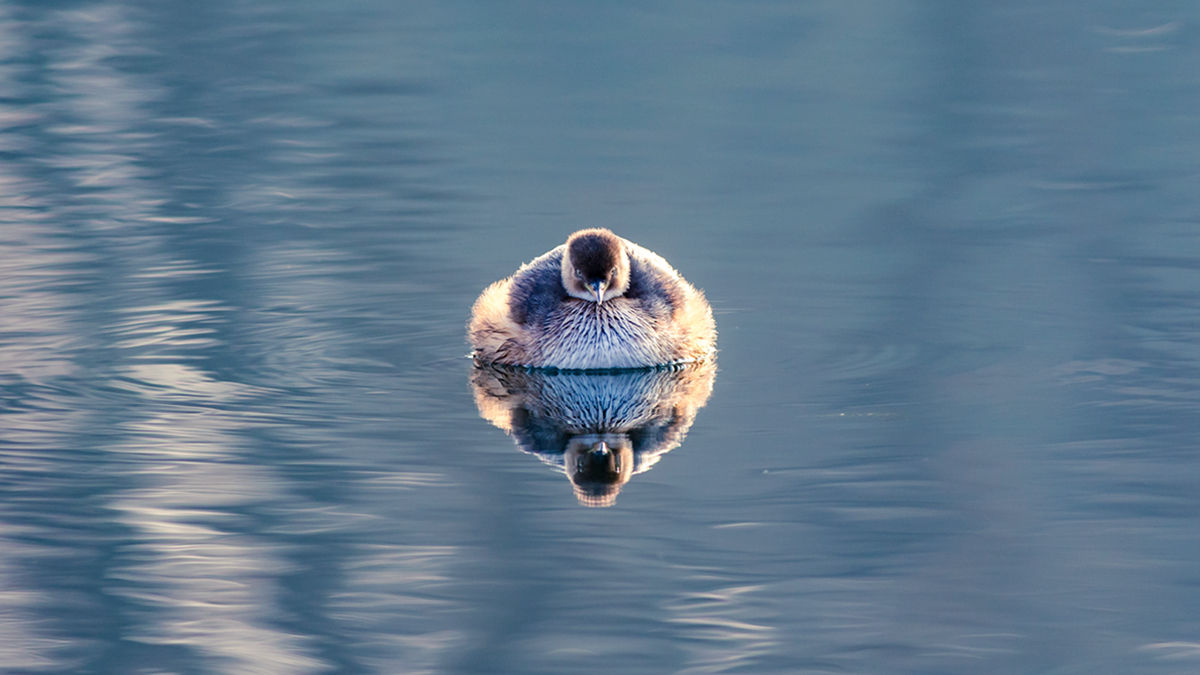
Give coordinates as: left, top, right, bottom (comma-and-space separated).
470, 361, 716, 507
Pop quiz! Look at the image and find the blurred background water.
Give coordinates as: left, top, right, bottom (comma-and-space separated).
1, 1, 1199, 673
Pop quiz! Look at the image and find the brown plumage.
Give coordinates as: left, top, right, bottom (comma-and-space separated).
469, 228, 716, 369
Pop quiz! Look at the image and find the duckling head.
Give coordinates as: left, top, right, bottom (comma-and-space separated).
561, 228, 630, 304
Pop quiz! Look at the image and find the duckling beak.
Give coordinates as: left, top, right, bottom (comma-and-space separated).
589, 280, 606, 304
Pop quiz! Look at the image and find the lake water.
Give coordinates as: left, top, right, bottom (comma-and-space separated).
2, 1, 1199, 673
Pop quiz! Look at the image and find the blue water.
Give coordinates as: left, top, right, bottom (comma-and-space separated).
2, 1, 1200, 673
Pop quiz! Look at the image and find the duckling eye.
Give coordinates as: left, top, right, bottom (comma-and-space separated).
574, 270, 584, 280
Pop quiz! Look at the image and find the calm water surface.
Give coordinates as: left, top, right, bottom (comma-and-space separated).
3, 2, 1200, 673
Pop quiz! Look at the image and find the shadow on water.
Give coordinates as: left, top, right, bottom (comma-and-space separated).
470, 361, 716, 507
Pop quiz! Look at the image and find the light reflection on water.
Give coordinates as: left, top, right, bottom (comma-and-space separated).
0, 0, 1199, 673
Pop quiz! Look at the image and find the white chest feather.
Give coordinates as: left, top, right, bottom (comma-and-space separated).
534, 300, 665, 369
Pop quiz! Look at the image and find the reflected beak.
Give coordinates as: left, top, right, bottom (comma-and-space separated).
590, 441, 610, 457
590, 281, 605, 304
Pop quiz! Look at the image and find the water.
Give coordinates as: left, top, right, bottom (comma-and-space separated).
2, 1, 1199, 673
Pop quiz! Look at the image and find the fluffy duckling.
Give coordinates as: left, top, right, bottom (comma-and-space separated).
469, 228, 716, 369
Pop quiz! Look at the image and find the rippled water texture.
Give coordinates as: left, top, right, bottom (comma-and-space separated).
2, 2, 1200, 673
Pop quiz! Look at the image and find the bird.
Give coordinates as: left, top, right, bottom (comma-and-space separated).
469, 228, 716, 370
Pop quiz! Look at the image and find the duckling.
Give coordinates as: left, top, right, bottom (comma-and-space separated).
469, 228, 716, 369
